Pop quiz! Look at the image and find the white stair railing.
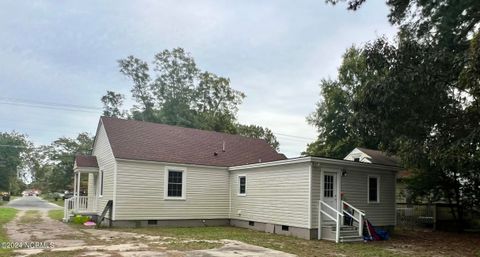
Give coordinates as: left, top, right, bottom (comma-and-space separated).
341, 201, 366, 237
63, 196, 76, 222
319, 200, 344, 243
63, 196, 97, 222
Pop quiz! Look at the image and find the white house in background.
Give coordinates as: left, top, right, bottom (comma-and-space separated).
65, 117, 399, 243
344, 147, 409, 203
344, 147, 399, 167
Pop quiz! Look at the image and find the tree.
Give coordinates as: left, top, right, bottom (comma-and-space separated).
318, 0, 480, 229
305, 47, 381, 158
101, 91, 126, 118
0, 132, 30, 192
236, 124, 280, 151
37, 133, 94, 192
105, 48, 279, 149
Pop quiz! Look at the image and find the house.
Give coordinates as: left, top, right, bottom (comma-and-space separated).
65, 117, 399, 243
344, 147, 408, 203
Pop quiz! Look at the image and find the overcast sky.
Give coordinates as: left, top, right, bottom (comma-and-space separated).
0, 1, 396, 157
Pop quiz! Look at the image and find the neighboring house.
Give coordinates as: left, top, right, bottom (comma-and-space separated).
66, 117, 399, 243
344, 147, 409, 203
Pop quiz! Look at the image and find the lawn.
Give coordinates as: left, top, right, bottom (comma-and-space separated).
48, 210, 64, 221
0, 208, 18, 256
18, 210, 41, 224
109, 226, 480, 257
110, 226, 400, 257
42, 196, 64, 207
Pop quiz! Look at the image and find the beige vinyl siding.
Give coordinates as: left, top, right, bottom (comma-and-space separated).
310, 165, 321, 228
341, 167, 396, 226
115, 160, 230, 220
230, 162, 311, 228
92, 123, 116, 214
310, 164, 397, 227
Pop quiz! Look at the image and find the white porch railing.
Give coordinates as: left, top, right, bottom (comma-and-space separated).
63, 196, 97, 222
318, 200, 344, 243
342, 200, 365, 237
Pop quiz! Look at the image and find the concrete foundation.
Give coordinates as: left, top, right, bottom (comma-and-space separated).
97, 217, 393, 241
106, 218, 230, 228
230, 219, 316, 240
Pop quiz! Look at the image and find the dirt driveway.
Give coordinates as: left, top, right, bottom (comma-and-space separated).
5, 209, 295, 257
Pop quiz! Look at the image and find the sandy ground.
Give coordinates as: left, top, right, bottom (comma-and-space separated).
5, 208, 295, 257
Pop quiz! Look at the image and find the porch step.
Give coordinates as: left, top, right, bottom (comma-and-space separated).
339, 235, 364, 243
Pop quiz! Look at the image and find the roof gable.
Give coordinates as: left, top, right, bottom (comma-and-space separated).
344, 147, 399, 167
99, 117, 286, 167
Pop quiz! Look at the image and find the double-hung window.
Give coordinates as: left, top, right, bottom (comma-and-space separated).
164, 167, 186, 200
238, 175, 246, 196
368, 175, 380, 203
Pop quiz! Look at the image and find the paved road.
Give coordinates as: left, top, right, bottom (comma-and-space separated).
6, 196, 61, 210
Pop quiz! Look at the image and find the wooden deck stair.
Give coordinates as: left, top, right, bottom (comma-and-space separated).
319, 200, 366, 243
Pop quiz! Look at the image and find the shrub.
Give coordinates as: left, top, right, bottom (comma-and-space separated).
71, 215, 90, 224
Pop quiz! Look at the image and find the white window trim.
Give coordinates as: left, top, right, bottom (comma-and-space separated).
367, 175, 380, 203
237, 175, 247, 196
164, 166, 187, 200
98, 170, 104, 198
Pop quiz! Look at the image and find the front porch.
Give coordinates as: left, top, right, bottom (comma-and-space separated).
63, 155, 99, 221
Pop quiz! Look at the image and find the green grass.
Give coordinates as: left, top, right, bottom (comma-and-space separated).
0, 208, 18, 256
109, 226, 402, 257
19, 210, 41, 224
48, 210, 64, 221
42, 196, 64, 207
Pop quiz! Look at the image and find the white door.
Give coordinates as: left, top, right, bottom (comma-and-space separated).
323, 172, 338, 211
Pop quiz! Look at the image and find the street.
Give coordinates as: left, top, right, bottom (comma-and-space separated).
7, 196, 61, 210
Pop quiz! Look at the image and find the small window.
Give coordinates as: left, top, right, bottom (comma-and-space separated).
281, 225, 289, 231
368, 176, 380, 203
164, 167, 186, 200
323, 175, 334, 198
249, 221, 255, 226
238, 175, 246, 196
99, 170, 104, 197
148, 220, 158, 225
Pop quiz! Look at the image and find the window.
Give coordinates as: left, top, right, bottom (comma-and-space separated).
238, 175, 246, 196
368, 176, 380, 203
281, 225, 289, 231
249, 221, 255, 226
323, 175, 334, 198
164, 167, 186, 200
99, 170, 104, 197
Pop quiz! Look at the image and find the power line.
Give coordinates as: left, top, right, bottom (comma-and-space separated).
0, 97, 317, 141
0, 97, 102, 113
275, 133, 315, 141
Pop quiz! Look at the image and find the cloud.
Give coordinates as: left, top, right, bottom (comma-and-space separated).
0, 0, 397, 157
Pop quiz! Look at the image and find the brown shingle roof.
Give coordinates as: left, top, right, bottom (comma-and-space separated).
100, 117, 286, 167
75, 155, 98, 168
356, 147, 400, 167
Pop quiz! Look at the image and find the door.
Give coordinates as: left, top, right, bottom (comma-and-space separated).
323, 172, 338, 211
